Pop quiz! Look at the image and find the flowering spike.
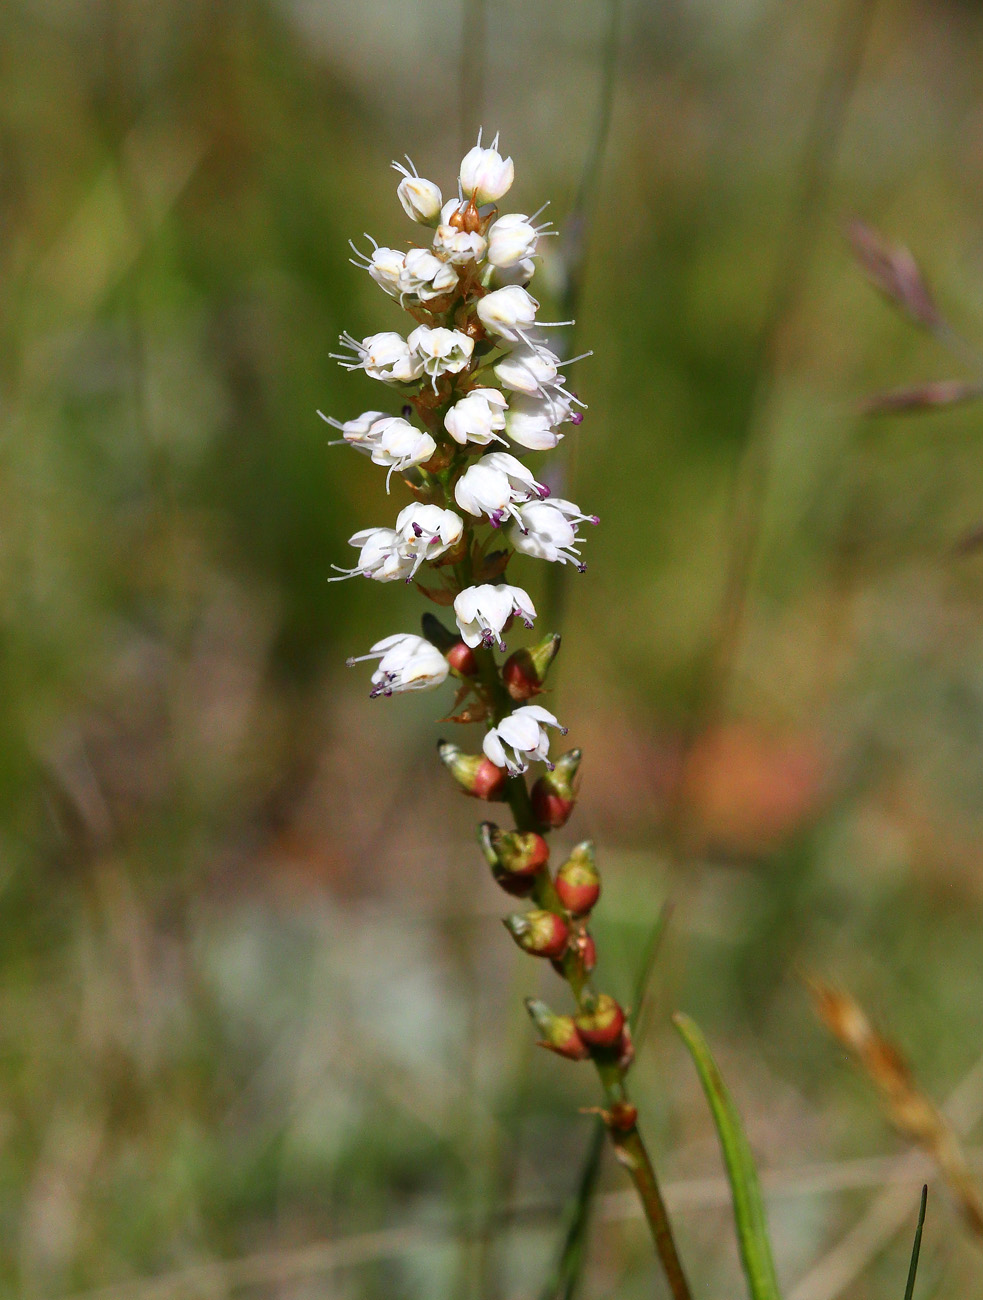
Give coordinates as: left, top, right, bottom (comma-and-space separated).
437, 740, 507, 801
503, 910, 569, 960
574, 994, 626, 1049
531, 748, 582, 828
555, 840, 600, 917
503, 632, 562, 700
525, 998, 590, 1060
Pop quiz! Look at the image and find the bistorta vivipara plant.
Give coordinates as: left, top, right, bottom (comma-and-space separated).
327, 131, 692, 1297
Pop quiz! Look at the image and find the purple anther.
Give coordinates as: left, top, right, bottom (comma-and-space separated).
570, 412, 584, 425
412, 523, 424, 536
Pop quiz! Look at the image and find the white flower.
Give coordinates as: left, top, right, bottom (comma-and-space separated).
348, 236, 405, 297
476, 286, 539, 341
329, 527, 415, 583
332, 331, 423, 384
398, 248, 459, 303
482, 704, 567, 775
407, 325, 475, 389
444, 388, 508, 446
493, 341, 560, 394
433, 223, 487, 265
453, 583, 537, 650
489, 258, 537, 288
502, 392, 571, 451
486, 208, 554, 268
318, 408, 391, 454
370, 417, 437, 491
394, 503, 464, 577
329, 504, 463, 584
392, 157, 442, 225
509, 497, 599, 570
460, 129, 514, 205
454, 451, 547, 527
479, 451, 549, 498
348, 633, 449, 698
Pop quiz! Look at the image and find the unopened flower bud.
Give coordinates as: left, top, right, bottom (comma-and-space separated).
555, 840, 600, 916
525, 998, 589, 1060
503, 909, 569, 960
392, 157, 443, 225
503, 632, 561, 700
531, 748, 582, 828
460, 130, 514, 205
574, 994, 626, 1049
438, 740, 507, 800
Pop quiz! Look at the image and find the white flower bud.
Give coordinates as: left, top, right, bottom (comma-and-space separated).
392, 157, 443, 225
476, 286, 539, 341
483, 705, 566, 775
460, 130, 514, 204
453, 584, 537, 650
348, 633, 450, 698
444, 388, 508, 446
407, 325, 475, 386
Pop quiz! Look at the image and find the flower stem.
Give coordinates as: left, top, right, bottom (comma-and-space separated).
469, 638, 692, 1296
609, 1126, 691, 1300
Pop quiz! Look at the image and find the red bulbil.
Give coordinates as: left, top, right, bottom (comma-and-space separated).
446, 642, 478, 676
532, 781, 575, 829
503, 652, 540, 700
473, 758, 507, 800
504, 910, 570, 960
557, 878, 599, 915
574, 994, 626, 1049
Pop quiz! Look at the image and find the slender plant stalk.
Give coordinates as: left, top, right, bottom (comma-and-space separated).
333, 135, 691, 1297
466, 626, 691, 1298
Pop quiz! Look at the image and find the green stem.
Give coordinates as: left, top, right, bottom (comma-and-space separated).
610, 1127, 691, 1300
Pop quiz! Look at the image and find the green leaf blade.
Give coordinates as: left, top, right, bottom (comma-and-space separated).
672, 1012, 782, 1300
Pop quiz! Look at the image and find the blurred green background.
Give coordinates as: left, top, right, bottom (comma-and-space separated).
4, 0, 983, 1296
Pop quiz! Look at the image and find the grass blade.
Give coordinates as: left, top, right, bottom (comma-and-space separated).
903, 1186, 928, 1300
672, 1013, 781, 1300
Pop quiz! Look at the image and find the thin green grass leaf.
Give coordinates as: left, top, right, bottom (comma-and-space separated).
672, 1013, 781, 1300
903, 1186, 928, 1300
